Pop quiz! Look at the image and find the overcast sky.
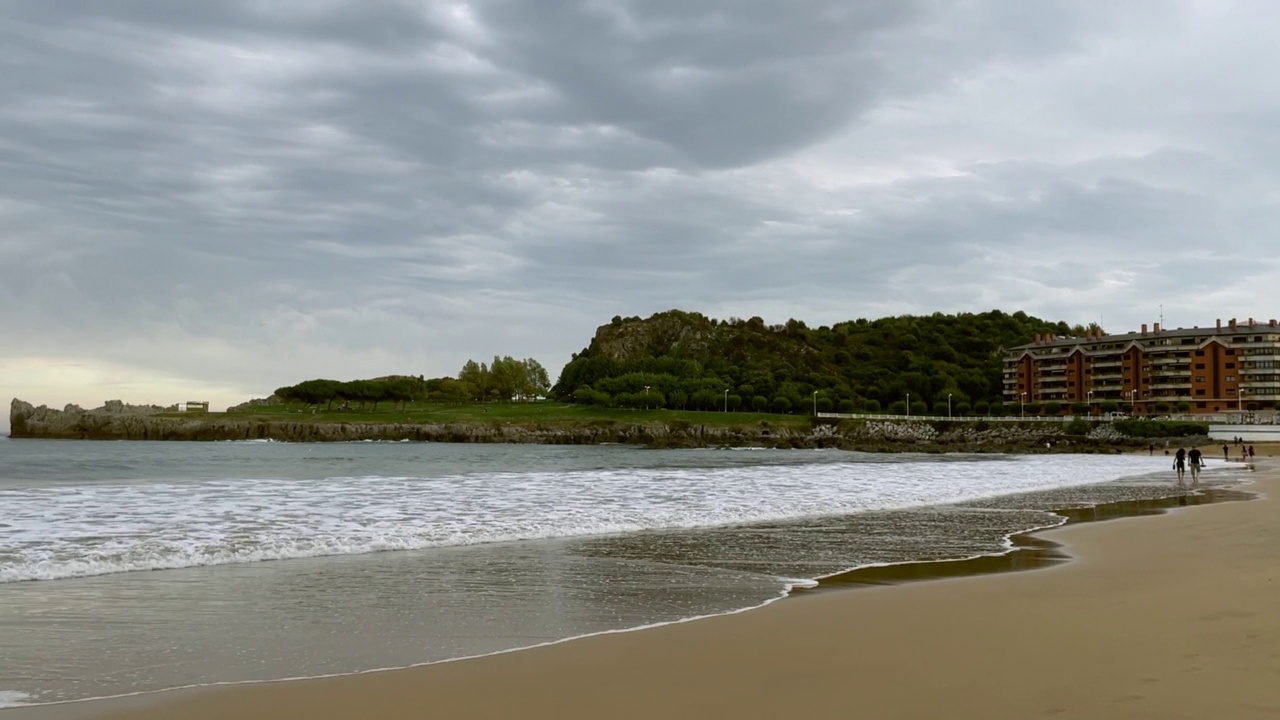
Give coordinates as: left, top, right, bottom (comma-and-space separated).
4, 1, 1280, 426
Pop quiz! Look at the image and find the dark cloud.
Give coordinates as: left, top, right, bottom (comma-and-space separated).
2, 1, 1279, 423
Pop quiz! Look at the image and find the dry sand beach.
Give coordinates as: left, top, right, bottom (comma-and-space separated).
22, 446, 1280, 720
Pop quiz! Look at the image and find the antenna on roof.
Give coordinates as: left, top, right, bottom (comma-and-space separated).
1159, 304, 1164, 327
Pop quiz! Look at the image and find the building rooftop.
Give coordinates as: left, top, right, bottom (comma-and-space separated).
1010, 317, 1279, 351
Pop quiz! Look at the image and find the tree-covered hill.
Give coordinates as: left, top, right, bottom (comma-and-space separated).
552, 309, 1091, 415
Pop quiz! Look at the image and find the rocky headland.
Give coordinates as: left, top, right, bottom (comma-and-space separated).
8, 398, 1184, 452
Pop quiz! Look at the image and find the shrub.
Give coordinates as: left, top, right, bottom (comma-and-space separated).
1064, 419, 1092, 436
1113, 419, 1210, 438
864, 398, 882, 412
974, 400, 990, 416
1043, 402, 1062, 416
838, 399, 856, 413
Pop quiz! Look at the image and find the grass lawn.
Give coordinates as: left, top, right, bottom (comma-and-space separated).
163, 401, 817, 431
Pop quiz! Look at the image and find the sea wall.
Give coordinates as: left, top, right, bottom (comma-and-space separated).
9, 398, 1144, 451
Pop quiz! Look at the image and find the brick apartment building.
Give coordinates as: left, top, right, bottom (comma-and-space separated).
1003, 317, 1280, 415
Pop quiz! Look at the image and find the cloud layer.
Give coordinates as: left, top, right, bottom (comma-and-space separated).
4, 1, 1279, 422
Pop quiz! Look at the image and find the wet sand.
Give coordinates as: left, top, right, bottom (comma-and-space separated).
25, 447, 1280, 720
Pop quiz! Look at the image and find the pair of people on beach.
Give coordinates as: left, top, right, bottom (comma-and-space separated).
1173, 447, 1202, 486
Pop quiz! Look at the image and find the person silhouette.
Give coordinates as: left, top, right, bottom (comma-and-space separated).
1173, 447, 1187, 485
1188, 447, 1203, 485
1223, 443, 1230, 461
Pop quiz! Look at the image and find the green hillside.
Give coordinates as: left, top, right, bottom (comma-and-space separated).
552, 309, 1092, 415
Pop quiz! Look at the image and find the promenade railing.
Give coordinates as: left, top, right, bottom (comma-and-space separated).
814, 411, 1278, 424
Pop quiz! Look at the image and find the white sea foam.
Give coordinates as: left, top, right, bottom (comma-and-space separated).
0, 691, 32, 708
0, 454, 1169, 583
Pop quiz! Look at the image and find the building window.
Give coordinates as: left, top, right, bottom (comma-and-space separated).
1226, 362, 1236, 369
1195, 389, 1206, 395
1195, 376, 1206, 382
1226, 375, 1236, 381
1195, 363, 1205, 369
1196, 401, 1207, 408
1195, 350, 1204, 356
1226, 349, 1236, 355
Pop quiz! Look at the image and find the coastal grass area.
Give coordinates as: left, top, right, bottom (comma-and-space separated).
205, 401, 819, 430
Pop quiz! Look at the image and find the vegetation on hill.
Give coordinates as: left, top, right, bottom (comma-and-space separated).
274, 357, 549, 409
551, 309, 1093, 415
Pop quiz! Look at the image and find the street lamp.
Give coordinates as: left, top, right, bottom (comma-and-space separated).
644, 385, 650, 409
1086, 389, 1093, 415
948, 392, 953, 419
906, 392, 910, 418
1020, 391, 1026, 418
723, 388, 729, 413
813, 390, 818, 417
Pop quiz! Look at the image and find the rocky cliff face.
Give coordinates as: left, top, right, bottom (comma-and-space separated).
9, 398, 1141, 451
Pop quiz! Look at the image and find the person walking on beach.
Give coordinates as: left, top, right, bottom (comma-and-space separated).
1223, 443, 1230, 461
1188, 447, 1203, 485
1173, 447, 1187, 485
1248, 445, 1255, 461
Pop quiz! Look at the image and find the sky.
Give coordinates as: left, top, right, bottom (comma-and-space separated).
4, 1, 1280, 428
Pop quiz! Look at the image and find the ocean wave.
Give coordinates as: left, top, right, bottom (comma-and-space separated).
0, 455, 1170, 583
0, 690, 32, 708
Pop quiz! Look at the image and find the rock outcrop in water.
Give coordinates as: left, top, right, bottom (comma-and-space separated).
8, 398, 1168, 452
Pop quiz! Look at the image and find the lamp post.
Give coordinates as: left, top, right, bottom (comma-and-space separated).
1086, 389, 1093, 416
723, 388, 729, 413
948, 392, 953, 419
1128, 389, 1137, 414
813, 390, 818, 417
1020, 391, 1026, 418
644, 385, 650, 410
906, 393, 910, 418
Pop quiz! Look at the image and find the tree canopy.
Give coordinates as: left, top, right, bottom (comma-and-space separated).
552, 309, 1083, 413
274, 375, 428, 410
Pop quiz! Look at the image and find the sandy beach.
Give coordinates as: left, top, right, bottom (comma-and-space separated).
19, 449, 1279, 720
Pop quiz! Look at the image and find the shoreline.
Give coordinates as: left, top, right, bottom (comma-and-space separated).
4, 460, 1264, 719
67, 460, 1277, 720
9, 398, 1196, 451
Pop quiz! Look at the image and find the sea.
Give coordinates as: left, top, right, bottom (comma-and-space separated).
0, 437, 1252, 711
